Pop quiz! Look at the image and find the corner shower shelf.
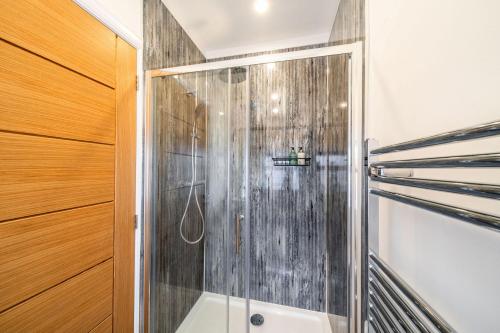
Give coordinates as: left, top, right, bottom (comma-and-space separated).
272, 157, 311, 167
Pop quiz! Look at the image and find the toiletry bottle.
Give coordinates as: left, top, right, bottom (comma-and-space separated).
289, 147, 298, 165
298, 147, 305, 165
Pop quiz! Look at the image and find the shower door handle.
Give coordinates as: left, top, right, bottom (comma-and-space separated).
236, 214, 244, 255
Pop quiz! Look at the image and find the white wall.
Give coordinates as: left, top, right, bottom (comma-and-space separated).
81, 0, 143, 39
366, 0, 500, 332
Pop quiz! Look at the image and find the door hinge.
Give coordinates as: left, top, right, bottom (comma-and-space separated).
136, 76, 139, 91
134, 214, 138, 229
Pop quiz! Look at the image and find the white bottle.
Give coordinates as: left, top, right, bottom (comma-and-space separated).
297, 147, 306, 165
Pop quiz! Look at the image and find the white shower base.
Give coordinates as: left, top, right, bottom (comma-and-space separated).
176, 292, 332, 333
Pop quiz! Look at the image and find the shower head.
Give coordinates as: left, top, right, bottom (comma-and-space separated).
218, 67, 247, 84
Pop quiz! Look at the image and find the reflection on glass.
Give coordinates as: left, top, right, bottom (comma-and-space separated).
149, 54, 350, 333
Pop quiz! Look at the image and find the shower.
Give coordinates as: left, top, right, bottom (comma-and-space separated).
218, 66, 247, 83
179, 105, 205, 245
145, 43, 363, 333
180, 66, 245, 245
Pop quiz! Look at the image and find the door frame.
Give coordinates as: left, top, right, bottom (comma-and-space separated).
142, 42, 364, 333
73, 1, 143, 332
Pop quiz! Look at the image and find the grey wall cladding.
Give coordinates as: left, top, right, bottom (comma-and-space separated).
144, 0, 206, 332
144, 0, 205, 70
204, 56, 349, 313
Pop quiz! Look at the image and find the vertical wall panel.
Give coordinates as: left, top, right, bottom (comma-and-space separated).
247, 58, 328, 311
144, 0, 207, 331
329, 0, 365, 44
143, 0, 205, 70
153, 74, 206, 333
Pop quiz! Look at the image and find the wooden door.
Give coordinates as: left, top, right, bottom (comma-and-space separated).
0, 1, 136, 332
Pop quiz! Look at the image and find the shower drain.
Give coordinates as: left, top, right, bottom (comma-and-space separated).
250, 313, 264, 326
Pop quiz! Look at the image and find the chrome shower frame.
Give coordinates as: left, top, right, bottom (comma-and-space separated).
141, 42, 364, 333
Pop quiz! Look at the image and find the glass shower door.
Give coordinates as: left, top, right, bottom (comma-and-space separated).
204, 66, 251, 333
149, 71, 209, 333
203, 67, 248, 333
145, 44, 362, 333
149, 66, 251, 333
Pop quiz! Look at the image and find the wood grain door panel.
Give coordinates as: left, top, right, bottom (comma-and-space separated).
0, 2, 137, 331
0, 132, 115, 222
0, 203, 114, 312
0, 39, 116, 144
0, 0, 116, 87
90, 316, 112, 333
0, 259, 113, 333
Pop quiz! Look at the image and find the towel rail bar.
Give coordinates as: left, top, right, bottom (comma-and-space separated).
369, 174, 500, 200
370, 153, 500, 169
371, 120, 500, 155
370, 253, 456, 333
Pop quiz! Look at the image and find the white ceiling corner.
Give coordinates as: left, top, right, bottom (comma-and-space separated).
161, 0, 339, 59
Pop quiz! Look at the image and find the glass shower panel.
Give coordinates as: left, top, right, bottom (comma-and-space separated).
148, 53, 351, 333
228, 67, 250, 333
150, 69, 233, 333
203, 68, 232, 333
150, 46, 356, 333
204, 67, 250, 333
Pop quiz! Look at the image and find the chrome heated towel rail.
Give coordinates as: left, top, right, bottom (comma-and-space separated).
365, 119, 500, 333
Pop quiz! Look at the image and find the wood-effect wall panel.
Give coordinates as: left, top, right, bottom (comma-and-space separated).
0, 0, 116, 87
0, 39, 115, 144
0, 203, 114, 312
113, 37, 137, 333
144, 1, 207, 328
329, 0, 365, 44
143, 0, 205, 69
247, 58, 329, 311
0, 132, 114, 222
0, 259, 113, 333
90, 316, 112, 333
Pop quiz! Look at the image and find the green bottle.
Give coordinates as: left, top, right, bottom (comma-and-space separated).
289, 147, 298, 165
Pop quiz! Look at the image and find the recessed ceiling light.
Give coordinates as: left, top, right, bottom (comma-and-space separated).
267, 63, 275, 71
254, 0, 269, 13
272, 108, 279, 113
219, 111, 225, 116
271, 93, 279, 101
339, 102, 348, 109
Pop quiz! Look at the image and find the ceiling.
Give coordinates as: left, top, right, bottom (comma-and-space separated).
162, 0, 339, 59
